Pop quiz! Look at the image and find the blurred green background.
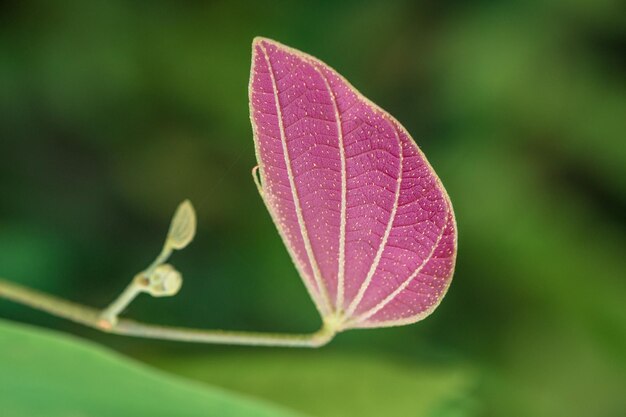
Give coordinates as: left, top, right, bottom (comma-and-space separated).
1, 1, 624, 416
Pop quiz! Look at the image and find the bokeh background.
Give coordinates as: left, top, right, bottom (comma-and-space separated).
1, 1, 624, 416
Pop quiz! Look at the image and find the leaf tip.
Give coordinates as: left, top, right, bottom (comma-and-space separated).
252, 36, 287, 54
252, 36, 272, 46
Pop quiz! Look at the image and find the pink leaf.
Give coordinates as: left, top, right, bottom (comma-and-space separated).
249, 37, 457, 331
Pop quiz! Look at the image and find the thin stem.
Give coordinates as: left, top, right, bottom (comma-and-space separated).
145, 246, 173, 276
0, 278, 102, 328
0, 278, 334, 347
0, 201, 335, 347
99, 275, 145, 326
99, 235, 173, 326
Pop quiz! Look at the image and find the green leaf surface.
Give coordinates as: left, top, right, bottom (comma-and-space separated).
0, 319, 302, 417
147, 351, 476, 417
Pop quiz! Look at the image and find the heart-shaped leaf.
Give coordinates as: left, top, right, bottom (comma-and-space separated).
249, 38, 456, 330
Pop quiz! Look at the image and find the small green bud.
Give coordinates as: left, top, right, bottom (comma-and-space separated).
145, 264, 182, 297
167, 200, 196, 250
